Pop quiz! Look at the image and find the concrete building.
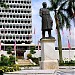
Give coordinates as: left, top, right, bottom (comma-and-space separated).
0, 0, 32, 44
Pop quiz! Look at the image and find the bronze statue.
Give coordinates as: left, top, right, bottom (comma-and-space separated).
39, 2, 53, 38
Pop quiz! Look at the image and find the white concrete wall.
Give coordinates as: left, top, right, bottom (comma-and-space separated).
0, 50, 7, 56
24, 50, 75, 60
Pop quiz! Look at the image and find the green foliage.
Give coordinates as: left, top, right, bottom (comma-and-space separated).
30, 47, 36, 54
27, 54, 32, 59
0, 55, 9, 66
31, 57, 39, 65
0, 55, 15, 66
6, 46, 12, 54
59, 60, 75, 66
0, 65, 20, 73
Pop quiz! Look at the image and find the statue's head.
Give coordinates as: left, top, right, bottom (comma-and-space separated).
42, 2, 47, 8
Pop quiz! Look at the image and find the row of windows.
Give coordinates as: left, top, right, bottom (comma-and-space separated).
1, 4, 31, 8
0, 25, 31, 28
0, 10, 31, 13
8, 5, 31, 8
1, 31, 31, 34
2, 0, 31, 4
0, 36, 32, 39
0, 20, 31, 23
0, 14, 31, 18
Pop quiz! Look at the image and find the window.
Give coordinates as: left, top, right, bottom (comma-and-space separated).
2, 10, 4, 12
0, 15, 2, 17
29, 16, 31, 18
6, 36, 8, 39
13, 26, 15, 28
7, 15, 9, 17
25, 31, 27, 34
11, 31, 14, 34
27, 1, 29, 4
0, 25, 2, 28
10, 15, 12, 18
16, 26, 19, 28
17, 5, 19, 8
3, 36, 5, 39
12, 10, 14, 13
23, 36, 25, 39
12, 1, 14, 3
20, 26, 22, 28
18, 20, 20, 23
5, 20, 7, 23
26, 6, 28, 8
23, 6, 25, 8
10, 26, 12, 28
15, 1, 17, 3
15, 10, 17, 13
23, 26, 25, 28
15, 20, 17, 23
2, 20, 4, 22
26, 16, 28, 18
13, 15, 15, 18
21, 31, 23, 34
10, 5, 12, 8
23, 15, 25, 18
24, 10, 26, 13
1, 31, 3, 33
20, 36, 22, 39
20, 15, 22, 18
18, 1, 20, 3
12, 20, 14, 23
29, 6, 31, 8
28, 21, 30, 23
9, 1, 11, 3
17, 15, 19, 18
4, 15, 6, 17
20, 6, 22, 8
6, 25, 9, 28
21, 21, 23, 23
15, 31, 17, 34
21, 1, 23, 3
24, 1, 26, 3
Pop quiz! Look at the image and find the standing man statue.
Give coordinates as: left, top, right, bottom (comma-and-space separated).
39, 2, 53, 38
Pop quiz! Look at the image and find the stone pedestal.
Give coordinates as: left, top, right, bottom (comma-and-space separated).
40, 38, 59, 70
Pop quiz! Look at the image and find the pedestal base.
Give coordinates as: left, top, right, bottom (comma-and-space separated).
40, 60, 59, 70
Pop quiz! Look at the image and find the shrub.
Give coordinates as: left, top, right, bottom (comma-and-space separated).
31, 57, 39, 65
27, 54, 32, 59
6, 46, 12, 54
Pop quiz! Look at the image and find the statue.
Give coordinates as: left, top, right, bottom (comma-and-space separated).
39, 2, 53, 38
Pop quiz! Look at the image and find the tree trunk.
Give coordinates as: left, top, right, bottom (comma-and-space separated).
55, 12, 63, 64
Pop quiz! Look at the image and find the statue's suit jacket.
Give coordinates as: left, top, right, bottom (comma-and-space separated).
39, 8, 53, 30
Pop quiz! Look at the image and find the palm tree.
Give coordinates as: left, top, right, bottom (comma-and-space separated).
48, 0, 72, 63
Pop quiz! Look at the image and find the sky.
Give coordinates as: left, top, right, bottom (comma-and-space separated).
32, 0, 75, 47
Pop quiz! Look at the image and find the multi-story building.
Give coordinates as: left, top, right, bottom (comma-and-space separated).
0, 0, 32, 44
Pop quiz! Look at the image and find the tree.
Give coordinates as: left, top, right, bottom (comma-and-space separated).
48, 0, 73, 63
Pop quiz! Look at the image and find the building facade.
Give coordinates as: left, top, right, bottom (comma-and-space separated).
0, 0, 32, 44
